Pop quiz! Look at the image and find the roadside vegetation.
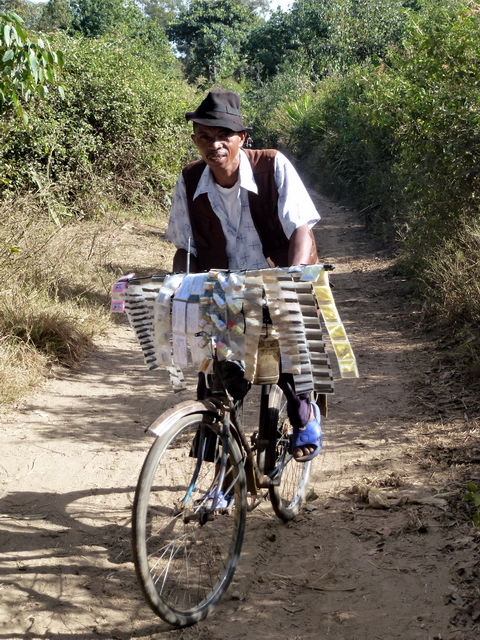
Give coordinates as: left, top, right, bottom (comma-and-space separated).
0, 0, 479, 406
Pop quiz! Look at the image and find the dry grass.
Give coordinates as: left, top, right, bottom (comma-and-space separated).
418, 221, 480, 377
0, 288, 99, 367
421, 223, 480, 327
0, 338, 47, 406
0, 192, 174, 407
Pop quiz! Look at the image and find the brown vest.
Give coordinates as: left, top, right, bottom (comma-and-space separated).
182, 149, 298, 271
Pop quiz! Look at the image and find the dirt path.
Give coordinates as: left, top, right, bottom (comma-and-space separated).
1, 195, 479, 640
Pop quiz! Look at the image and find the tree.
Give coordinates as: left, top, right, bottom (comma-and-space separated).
138, 0, 187, 30
0, 0, 45, 29
0, 11, 64, 120
168, 0, 259, 84
38, 0, 73, 32
243, 9, 297, 79
245, 0, 409, 80
69, 0, 144, 38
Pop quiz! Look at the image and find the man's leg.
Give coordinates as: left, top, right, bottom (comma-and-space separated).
277, 373, 322, 460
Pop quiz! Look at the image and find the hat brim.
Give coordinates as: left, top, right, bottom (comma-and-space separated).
186, 111, 245, 132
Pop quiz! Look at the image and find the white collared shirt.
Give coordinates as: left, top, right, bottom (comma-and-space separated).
166, 149, 320, 270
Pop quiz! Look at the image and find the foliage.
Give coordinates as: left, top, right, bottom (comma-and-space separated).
378, 0, 480, 247
0, 11, 64, 120
37, 0, 166, 45
242, 59, 314, 148
0, 0, 45, 29
244, 8, 293, 79
463, 482, 480, 527
418, 221, 480, 375
138, 0, 188, 29
68, 0, 142, 37
0, 31, 197, 210
37, 0, 74, 32
244, 0, 410, 80
168, 0, 260, 84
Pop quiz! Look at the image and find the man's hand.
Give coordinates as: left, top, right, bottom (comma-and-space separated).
288, 224, 316, 266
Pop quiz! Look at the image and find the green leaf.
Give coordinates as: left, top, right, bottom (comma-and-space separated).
28, 52, 38, 74
4, 23, 11, 47
2, 49, 14, 63
13, 23, 26, 42
7, 12, 24, 27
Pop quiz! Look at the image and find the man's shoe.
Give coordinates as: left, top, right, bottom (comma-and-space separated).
290, 402, 322, 463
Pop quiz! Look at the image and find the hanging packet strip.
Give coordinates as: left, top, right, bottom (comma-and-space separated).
202, 271, 232, 361
153, 273, 184, 366
312, 269, 359, 379
242, 271, 264, 382
224, 270, 246, 360
186, 273, 210, 365
171, 274, 194, 368
262, 269, 301, 375
110, 273, 135, 312
123, 281, 157, 370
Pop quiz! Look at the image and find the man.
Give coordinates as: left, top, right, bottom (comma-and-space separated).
166, 88, 322, 462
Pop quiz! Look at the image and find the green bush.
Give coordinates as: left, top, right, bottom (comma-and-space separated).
0, 32, 198, 216
376, 0, 480, 254
276, 0, 480, 243
242, 60, 315, 149
274, 0, 480, 373
265, 66, 400, 236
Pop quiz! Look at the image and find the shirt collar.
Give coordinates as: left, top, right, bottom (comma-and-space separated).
193, 149, 258, 199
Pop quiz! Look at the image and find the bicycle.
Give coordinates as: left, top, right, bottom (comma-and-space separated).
132, 354, 319, 627
115, 264, 351, 627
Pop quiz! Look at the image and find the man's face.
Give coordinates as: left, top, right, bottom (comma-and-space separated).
191, 124, 246, 177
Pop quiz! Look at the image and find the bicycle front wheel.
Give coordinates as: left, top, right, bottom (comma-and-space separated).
267, 386, 312, 522
132, 404, 247, 627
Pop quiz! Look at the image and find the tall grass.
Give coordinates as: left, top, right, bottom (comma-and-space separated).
0, 190, 176, 407
264, 0, 480, 375
0, 27, 198, 407
420, 222, 480, 375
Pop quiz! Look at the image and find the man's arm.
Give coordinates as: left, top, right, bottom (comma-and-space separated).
274, 153, 321, 239
166, 173, 199, 272
288, 223, 314, 266
172, 248, 198, 273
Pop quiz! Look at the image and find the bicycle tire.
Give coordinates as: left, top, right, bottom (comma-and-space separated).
267, 386, 312, 522
132, 406, 247, 627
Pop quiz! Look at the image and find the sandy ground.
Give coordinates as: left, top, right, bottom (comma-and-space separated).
1, 193, 480, 640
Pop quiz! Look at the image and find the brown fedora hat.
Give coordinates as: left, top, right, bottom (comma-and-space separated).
185, 88, 245, 131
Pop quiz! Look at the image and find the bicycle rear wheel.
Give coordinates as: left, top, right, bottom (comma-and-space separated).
132, 405, 247, 627
267, 386, 312, 522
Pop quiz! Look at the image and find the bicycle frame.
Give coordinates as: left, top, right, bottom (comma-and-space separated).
145, 385, 286, 518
